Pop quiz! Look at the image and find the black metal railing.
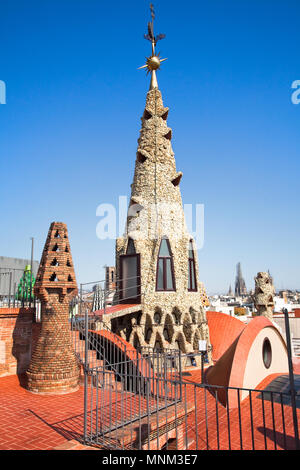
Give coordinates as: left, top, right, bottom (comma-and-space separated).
70, 295, 183, 447
69, 277, 300, 451
166, 379, 300, 451
83, 357, 182, 448
73, 369, 300, 450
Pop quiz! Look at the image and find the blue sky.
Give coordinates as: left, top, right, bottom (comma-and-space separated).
1, 0, 299, 294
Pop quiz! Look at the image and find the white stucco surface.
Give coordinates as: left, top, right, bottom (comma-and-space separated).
242, 326, 289, 396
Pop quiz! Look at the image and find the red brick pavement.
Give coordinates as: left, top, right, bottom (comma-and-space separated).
0, 375, 85, 450
0, 370, 299, 450
0, 374, 175, 450
180, 369, 300, 451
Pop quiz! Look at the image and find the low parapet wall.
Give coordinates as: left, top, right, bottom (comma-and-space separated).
0, 307, 39, 377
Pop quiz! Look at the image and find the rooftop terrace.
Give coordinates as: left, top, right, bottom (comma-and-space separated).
1, 368, 299, 451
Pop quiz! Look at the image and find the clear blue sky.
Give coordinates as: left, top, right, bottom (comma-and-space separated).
1, 0, 299, 294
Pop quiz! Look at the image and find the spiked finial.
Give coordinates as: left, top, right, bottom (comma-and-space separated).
138, 4, 167, 90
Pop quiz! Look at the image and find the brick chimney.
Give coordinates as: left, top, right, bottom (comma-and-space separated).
26, 222, 79, 395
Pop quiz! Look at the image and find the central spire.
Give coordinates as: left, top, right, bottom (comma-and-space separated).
111, 8, 211, 363
138, 4, 167, 90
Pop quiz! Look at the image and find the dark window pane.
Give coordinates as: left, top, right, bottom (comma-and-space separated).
190, 261, 196, 290
166, 258, 174, 290
262, 338, 272, 368
188, 261, 191, 290
120, 255, 139, 300
156, 238, 175, 291
157, 259, 164, 290
188, 240, 194, 259
188, 240, 197, 291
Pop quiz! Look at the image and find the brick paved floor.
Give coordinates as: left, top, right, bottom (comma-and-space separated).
0, 370, 299, 450
0, 375, 85, 450
180, 369, 300, 451
0, 374, 177, 450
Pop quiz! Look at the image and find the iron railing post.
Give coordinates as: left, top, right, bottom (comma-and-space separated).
104, 284, 106, 316
79, 283, 82, 317
83, 289, 88, 444
8, 271, 12, 308
283, 308, 300, 449
30, 237, 34, 307
13, 281, 16, 308
178, 349, 182, 400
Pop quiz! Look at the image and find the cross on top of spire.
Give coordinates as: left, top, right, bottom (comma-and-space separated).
138, 4, 167, 90
144, 3, 165, 47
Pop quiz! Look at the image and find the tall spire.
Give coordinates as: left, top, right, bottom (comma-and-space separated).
111, 6, 212, 363
138, 4, 167, 90
235, 262, 247, 296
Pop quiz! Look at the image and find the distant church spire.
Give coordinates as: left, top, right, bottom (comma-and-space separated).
235, 262, 247, 296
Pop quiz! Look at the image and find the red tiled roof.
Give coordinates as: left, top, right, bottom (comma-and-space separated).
88, 329, 155, 383
206, 315, 292, 408
93, 304, 138, 316
229, 315, 273, 391
206, 311, 245, 362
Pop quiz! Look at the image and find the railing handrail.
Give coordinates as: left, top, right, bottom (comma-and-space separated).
178, 377, 300, 397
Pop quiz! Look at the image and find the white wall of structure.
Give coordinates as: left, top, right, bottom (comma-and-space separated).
273, 296, 292, 313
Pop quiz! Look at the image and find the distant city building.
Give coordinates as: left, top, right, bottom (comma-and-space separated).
209, 298, 235, 316
234, 262, 247, 296
92, 284, 104, 312
0, 256, 39, 297
105, 266, 116, 292
273, 296, 292, 313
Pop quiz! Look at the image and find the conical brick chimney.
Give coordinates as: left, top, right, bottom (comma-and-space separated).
26, 222, 79, 394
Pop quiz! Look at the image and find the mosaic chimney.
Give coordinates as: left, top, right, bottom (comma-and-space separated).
253, 271, 275, 320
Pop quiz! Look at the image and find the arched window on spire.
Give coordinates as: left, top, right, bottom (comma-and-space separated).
156, 238, 175, 291
188, 240, 197, 292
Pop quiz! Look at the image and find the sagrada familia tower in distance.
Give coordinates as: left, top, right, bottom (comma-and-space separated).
109, 6, 211, 362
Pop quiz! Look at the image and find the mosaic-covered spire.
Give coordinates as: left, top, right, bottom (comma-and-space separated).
112, 7, 211, 362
